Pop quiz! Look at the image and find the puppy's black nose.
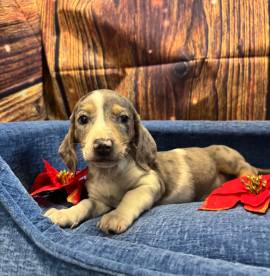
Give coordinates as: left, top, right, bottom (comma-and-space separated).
93, 139, 113, 156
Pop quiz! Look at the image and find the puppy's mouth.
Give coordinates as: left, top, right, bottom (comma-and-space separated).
82, 146, 127, 168
90, 159, 119, 168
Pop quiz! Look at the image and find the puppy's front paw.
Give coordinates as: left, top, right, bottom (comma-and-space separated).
97, 211, 131, 234
44, 208, 80, 228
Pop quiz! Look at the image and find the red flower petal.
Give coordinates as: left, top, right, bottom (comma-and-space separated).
199, 194, 240, 211
66, 180, 84, 205
244, 197, 270, 213
31, 184, 63, 196
30, 161, 62, 196
240, 189, 270, 207
211, 178, 247, 195
30, 172, 51, 194
31, 161, 88, 205
200, 174, 270, 214
64, 167, 88, 187
59, 167, 88, 204
30, 161, 62, 195
43, 160, 61, 186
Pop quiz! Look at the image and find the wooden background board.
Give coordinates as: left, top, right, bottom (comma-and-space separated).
0, 0, 45, 121
1, 0, 270, 121
40, 0, 270, 120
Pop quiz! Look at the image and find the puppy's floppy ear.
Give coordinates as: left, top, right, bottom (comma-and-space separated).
132, 108, 157, 171
58, 112, 77, 172
58, 91, 94, 172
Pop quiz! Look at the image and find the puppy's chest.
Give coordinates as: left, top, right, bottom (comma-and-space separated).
85, 161, 146, 208
85, 174, 129, 208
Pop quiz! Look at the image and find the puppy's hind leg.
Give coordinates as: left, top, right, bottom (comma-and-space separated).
206, 145, 257, 177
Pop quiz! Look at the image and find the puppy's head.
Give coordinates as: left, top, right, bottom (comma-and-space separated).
59, 89, 157, 171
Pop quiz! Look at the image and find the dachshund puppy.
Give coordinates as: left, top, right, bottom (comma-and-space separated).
45, 89, 259, 234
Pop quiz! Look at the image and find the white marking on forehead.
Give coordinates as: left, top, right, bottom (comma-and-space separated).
90, 91, 104, 115
89, 91, 111, 139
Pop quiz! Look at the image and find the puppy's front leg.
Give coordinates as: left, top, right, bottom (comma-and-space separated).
44, 199, 111, 228
98, 173, 161, 234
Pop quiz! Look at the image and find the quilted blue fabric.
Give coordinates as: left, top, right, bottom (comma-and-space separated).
1, 121, 270, 275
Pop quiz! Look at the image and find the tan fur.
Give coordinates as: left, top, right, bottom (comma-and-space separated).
112, 104, 125, 114
44, 89, 259, 234
80, 102, 96, 114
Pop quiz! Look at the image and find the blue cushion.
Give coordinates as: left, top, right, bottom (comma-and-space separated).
1, 121, 270, 275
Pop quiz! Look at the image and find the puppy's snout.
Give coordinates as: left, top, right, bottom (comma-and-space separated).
93, 139, 113, 157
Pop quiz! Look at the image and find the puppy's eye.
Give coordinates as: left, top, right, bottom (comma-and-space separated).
78, 115, 89, 125
118, 114, 129, 124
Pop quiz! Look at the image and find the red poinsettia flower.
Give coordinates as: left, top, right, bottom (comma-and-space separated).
30, 160, 88, 205
199, 174, 270, 213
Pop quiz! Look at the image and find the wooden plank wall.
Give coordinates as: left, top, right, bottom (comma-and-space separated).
0, 0, 46, 121
1, 0, 270, 121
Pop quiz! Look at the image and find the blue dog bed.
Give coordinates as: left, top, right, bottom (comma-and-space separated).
1, 121, 270, 275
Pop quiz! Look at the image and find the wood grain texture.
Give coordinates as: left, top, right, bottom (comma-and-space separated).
37, 0, 69, 119
0, 83, 45, 121
39, 0, 270, 120
0, 0, 45, 121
